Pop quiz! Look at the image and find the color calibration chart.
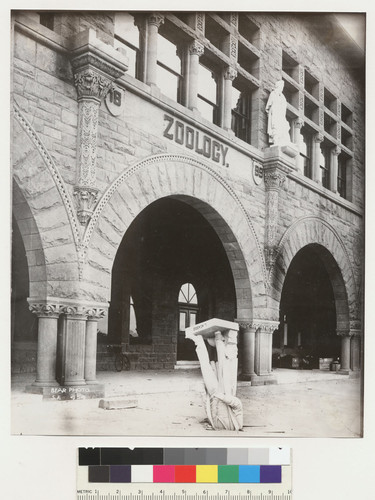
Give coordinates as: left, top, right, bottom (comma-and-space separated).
77, 448, 292, 500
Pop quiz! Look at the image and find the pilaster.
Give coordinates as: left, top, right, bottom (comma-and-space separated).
70, 29, 128, 225
263, 147, 296, 268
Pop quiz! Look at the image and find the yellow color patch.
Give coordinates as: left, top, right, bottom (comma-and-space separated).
196, 465, 218, 483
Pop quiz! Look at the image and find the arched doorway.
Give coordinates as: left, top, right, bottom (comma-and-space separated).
11, 216, 38, 373
108, 197, 237, 369
177, 282, 199, 360
273, 244, 341, 368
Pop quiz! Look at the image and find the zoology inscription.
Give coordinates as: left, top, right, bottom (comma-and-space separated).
163, 114, 229, 167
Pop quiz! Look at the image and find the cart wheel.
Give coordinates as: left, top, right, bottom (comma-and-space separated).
114, 353, 123, 372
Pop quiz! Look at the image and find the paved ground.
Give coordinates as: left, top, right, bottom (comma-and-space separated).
11, 368, 362, 437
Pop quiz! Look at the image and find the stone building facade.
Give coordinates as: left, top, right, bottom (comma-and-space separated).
11, 11, 364, 394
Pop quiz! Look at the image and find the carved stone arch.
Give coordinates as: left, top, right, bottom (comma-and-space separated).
12, 106, 82, 299
12, 181, 48, 299
83, 154, 267, 320
271, 216, 358, 330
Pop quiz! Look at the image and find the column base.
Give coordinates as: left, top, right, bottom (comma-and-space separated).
349, 370, 361, 379
251, 373, 278, 386
338, 369, 350, 375
239, 372, 253, 382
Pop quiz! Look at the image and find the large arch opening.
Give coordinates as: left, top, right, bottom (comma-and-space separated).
11, 216, 38, 373
273, 244, 342, 369
106, 197, 237, 369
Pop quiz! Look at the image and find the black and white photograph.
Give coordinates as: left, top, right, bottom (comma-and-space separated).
10, 8, 366, 439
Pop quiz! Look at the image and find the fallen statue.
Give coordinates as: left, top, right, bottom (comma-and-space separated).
185, 319, 243, 431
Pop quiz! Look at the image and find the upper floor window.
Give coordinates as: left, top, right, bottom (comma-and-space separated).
319, 143, 331, 189
114, 12, 141, 79
156, 34, 182, 102
231, 81, 252, 143
300, 128, 313, 179
337, 155, 347, 199
197, 63, 219, 124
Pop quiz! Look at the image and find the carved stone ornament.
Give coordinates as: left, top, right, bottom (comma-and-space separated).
336, 329, 351, 337
252, 160, 264, 185
71, 52, 125, 84
298, 66, 304, 86
189, 40, 204, 57
196, 13, 205, 33
63, 305, 89, 320
264, 170, 286, 190
333, 146, 342, 156
74, 68, 113, 102
76, 99, 99, 188
224, 66, 237, 81
105, 85, 125, 117
229, 35, 237, 59
86, 307, 108, 321
314, 132, 324, 143
293, 117, 304, 130
250, 319, 279, 333
74, 186, 99, 225
230, 13, 239, 27
29, 302, 62, 318
147, 12, 165, 28
298, 93, 304, 111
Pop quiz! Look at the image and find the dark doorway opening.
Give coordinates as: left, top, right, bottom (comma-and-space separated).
274, 245, 340, 369
108, 197, 237, 369
11, 217, 38, 373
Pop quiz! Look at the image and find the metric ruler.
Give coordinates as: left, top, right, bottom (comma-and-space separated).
77, 448, 292, 500
76, 486, 292, 500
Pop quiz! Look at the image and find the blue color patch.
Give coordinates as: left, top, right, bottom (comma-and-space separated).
238, 465, 260, 483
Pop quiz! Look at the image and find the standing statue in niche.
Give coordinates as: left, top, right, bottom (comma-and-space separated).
185, 320, 243, 431
265, 80, 291, 146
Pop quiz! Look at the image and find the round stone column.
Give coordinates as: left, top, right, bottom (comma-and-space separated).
253, 319, 279, 385
350, 330, 361, 372
145, 13, 164, 86
223, 67, 237, 130
338, 330, 351, 374
29, 302, 61, 387
187, 40, 204, 111
62, 306, 87, 386
84, 308, 107, 384
237, 321, 255, 381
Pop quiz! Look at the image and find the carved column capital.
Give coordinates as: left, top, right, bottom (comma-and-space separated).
314, 132, 324, 143
224, 66, 237, 81
333, 146, 341, 156
350, 319, 362, 331
336, 329, 351, 337
86, 307, 108, 321
264, 170, 286, 190
147, 12, 165, 28
252, 319, 280, 334
189, 40, 204, 57
73, 68, 113, 102
293, 117, 304, 129
28, 301, 62, 319
63, 305, 89, 320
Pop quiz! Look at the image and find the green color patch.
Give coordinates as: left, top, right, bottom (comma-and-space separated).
218, 465, 239, 483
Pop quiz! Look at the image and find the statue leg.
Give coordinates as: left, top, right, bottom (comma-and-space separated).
193, 335, 219, 396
